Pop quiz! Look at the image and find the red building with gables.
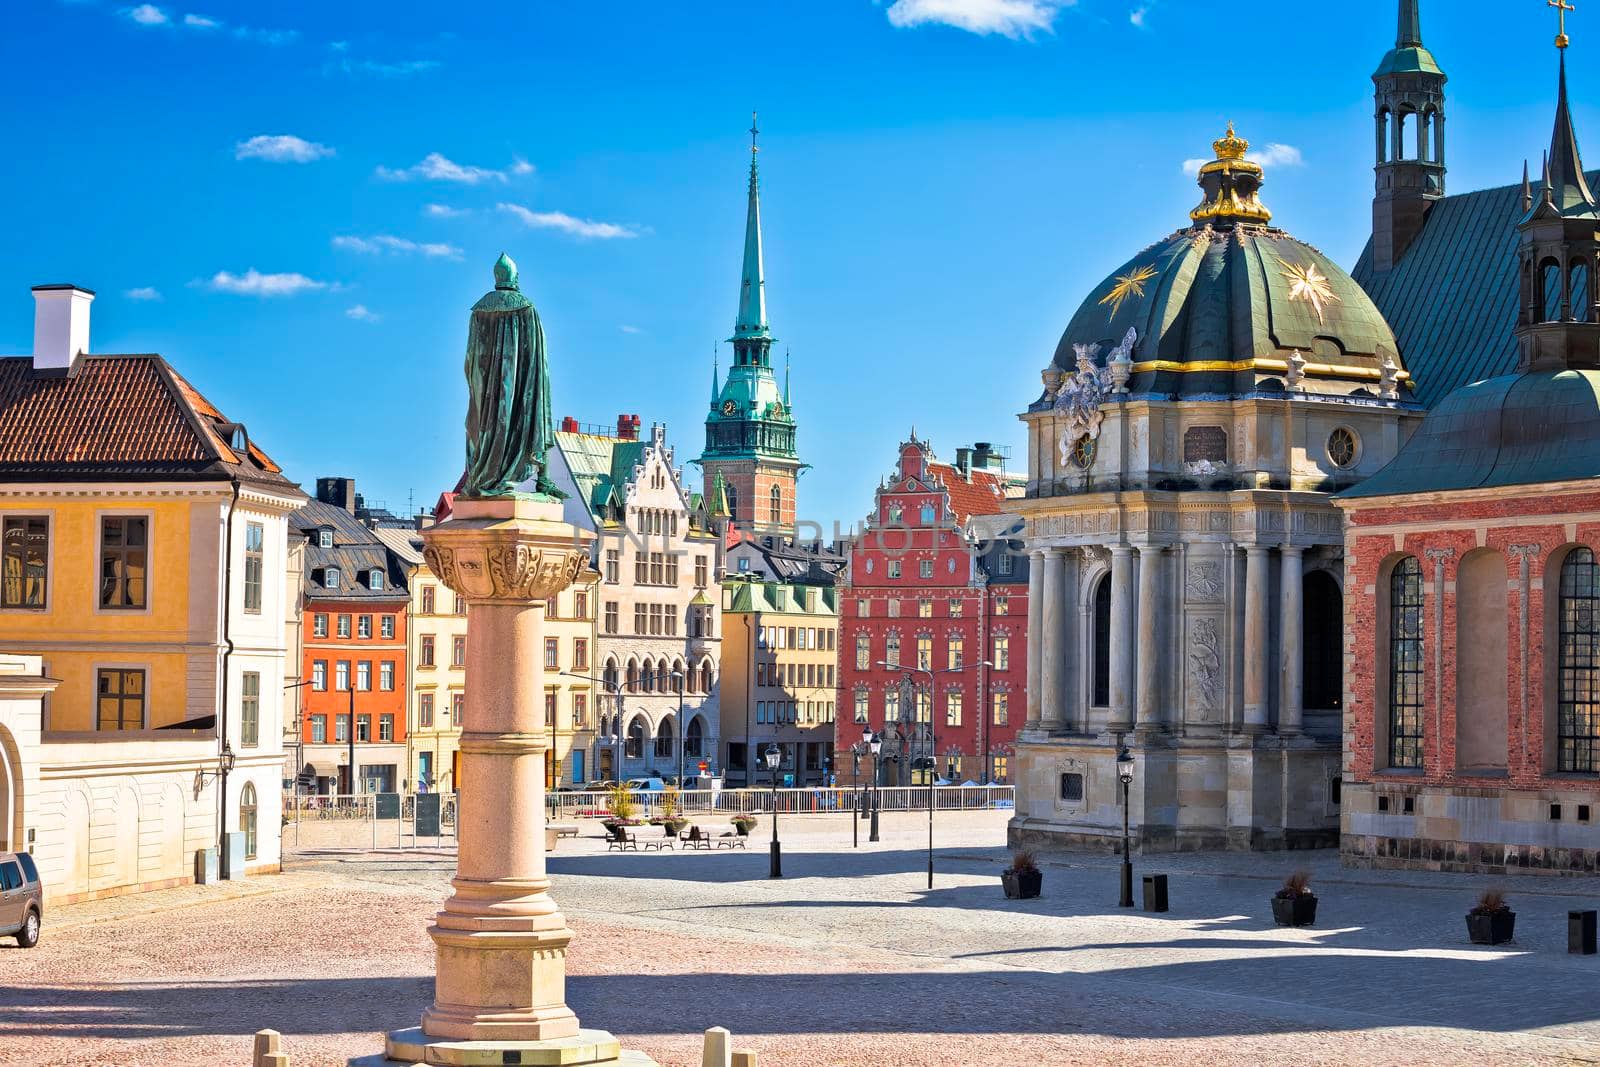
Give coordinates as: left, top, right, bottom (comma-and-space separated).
836, 436, 1029, 785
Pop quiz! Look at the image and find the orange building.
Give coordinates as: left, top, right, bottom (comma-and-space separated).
290, 478, 409, 794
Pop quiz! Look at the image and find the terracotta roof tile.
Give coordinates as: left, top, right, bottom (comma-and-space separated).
0, 355, 298, 490
928, 463, 1008, 525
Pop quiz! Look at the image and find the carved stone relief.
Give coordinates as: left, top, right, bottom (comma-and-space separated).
1185, 561, 1224, 603
1185, 615, 1225, 723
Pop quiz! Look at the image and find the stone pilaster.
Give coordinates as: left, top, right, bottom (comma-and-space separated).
1242, 544, 1271, 734
1135, 545, 1166, 736
1108, 545, 1135, 733
1025, 549, 1046, 729
1039, 549, 1067, 731
1278, 546, 1304, 737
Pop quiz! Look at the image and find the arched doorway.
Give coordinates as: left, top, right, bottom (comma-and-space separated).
1303, 570, 1344, 717
1092, 574, 1112, 708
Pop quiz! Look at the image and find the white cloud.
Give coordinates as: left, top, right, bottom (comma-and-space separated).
884, 0, 1072, 39
620, 325, 642, 334
233, 26, 297, 45
203, 269, 327, 297
125, 287, 163, 301
235, 134, 334, 164
1183, 141, 1304, 175
330, 55, 441, 78
376, 152, 523, 184
511, 157, 535, 176
1129, 6, 1147, 27
183, 13, 219, 28
346, 304, 381, 323
497, 203, 641, 240
332, 234, 463, 260
126, 4, 169, 26
424, 203, 468, 218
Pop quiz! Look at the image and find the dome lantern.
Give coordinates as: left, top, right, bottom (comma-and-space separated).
1190, 123, 1273, 226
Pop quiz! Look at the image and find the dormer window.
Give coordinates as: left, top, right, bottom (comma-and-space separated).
318, 528, 333, 549
368, 569, 384, 591
325, 567, 341, 589
230, 425, 248, 452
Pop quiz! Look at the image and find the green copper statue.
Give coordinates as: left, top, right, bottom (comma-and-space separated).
461, 253, 558, 498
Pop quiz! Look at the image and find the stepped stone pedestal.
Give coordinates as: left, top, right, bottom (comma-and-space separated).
351, 497, 656, 1067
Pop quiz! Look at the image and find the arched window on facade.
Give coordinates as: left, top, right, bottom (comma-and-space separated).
700, 660, 714, 694
625, 660, 639, 693
603, 659, 620, 695
726, 484, 739, 520
656, 661, 671, 692
1559, 548, 1600, 772
686, 715, 705, 758
1544, 258, 1565, 323
654, 719, 674, 760
240, 783, 258, 860
625, 717, 646, 759
770, 485, 782, 526
1388, 557, 1425, 768
885, 632, 901, 669
1303, 571, 1343, 712
1092, 575, 1112, 708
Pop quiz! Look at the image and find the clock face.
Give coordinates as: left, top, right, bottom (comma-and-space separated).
721, 400, 739, 417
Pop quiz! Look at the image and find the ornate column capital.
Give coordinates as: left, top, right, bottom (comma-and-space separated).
424, 498, 594, 604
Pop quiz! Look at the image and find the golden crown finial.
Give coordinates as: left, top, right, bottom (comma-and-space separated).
1213, 121, 1249, 162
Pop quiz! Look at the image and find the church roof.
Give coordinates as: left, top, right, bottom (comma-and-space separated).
1354, 173, 1600, 408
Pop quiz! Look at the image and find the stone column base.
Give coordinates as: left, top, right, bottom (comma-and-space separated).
350, 1027, 659, 1067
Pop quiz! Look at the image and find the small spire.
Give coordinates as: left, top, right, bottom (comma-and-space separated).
1523, 159, 1534, 212
1397, 0, 1423, 48
1547, 49, 1598, 214
784, 348, 791, 409
710, 343, 721, 404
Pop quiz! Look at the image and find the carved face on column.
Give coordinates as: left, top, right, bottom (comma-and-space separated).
424, 541, 588, 602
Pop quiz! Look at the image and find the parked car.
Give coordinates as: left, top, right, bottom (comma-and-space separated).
679, 774, 723, 791
625, 777, 668, 792
0, 851, 43, 948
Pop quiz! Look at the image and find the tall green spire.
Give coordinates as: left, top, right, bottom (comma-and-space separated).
1374, 0, 1442, 76
1547, 51, 1598, 216
734, 112, 769, 342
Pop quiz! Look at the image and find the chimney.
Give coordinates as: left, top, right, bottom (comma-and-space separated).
973, 442, 996, 469
31, 284, 95, 375
955, 448, 972, 475
316, 477, 357, 512
560, 416, 580, 433
617, 414, 641, 441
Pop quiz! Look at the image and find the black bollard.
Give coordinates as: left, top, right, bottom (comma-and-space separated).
1570, 910, 1597, 955
1142, 874, 1169, 913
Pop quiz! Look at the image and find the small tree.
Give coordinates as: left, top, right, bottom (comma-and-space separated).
660, 786, 680, 820
608, 782, 636, 822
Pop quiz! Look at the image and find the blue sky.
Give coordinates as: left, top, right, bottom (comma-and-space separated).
0, 0, 1587, 529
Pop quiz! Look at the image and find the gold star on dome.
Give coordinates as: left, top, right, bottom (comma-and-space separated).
1099, 264, 1158, 318
1281, 260, 1341, 324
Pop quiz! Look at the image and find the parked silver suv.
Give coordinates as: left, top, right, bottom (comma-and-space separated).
0, 851, 42, 948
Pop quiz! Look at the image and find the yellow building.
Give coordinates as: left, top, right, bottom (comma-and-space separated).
720, 577, 838, 786
0, 285, 304, 899
391, 530, 468, 794
542, 567, 600, 788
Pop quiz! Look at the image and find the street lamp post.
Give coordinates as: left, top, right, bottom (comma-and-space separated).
877, 659, 991, 890
669, 670, 688, 786
867, 730, 882, 842
850, 738, 864, 849
1117, 745, 1136, 908
764, 742, 783, 878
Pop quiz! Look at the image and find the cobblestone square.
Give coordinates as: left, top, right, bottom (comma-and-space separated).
5, 811, 1600, 1066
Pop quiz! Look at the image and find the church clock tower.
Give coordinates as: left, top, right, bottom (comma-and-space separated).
1372, 0, 1448, 271
699, 115, 805, 537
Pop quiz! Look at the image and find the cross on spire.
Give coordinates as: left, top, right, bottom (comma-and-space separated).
1551, 0, 1576, 49
750, 111, 760, 156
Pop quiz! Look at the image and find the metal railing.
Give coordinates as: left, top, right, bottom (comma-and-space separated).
281, 786, 1012, 824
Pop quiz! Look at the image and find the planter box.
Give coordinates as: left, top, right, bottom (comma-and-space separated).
1467, 910, 1516, 945
1272, 895, 1318, 927
733, 823, 755, 837
1002, 869, 1043, 900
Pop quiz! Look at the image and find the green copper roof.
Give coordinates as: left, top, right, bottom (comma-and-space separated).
553, 430, 642, 521
1342, 369, 1600, 498
722, 577, 837, 616
1374, 0, 1444, 78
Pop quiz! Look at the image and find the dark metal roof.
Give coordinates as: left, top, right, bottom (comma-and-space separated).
289, 497, 410, 601
1352, 171, 1600, 407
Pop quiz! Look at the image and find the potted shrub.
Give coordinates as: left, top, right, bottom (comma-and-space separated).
605, 784, 639, 841
1001, 850, 1043, 899
731, 814, 758, 836
1466, 889, 1516, 945
1271, 871, 1318, 927
655, 787, 687, 835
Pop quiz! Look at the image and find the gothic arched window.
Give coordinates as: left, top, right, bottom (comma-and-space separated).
654, 718, 674, 759
770, 486, 782, 526
1092, 575, 1112, 707
1559, 548, 1600, 772
1388, 557, 1425, 768
685, 716, 704, 758
625, 717, 646, 759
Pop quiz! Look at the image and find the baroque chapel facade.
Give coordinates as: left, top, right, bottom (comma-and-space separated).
1008, 119, 1423, 852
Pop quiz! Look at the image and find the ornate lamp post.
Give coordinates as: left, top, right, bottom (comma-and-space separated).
669, 670, 688, 786
867, 730, 882, 842
1117, 745, 1136, 908
764, 742, 783, 878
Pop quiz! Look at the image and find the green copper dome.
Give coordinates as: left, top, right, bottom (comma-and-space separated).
1049, 125, 1405, 400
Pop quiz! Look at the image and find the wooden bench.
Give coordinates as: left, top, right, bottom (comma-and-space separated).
605, 831, 639, 852
714, 832, 748, 850
679, 827, 713, 850
551, 824, 580, 838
